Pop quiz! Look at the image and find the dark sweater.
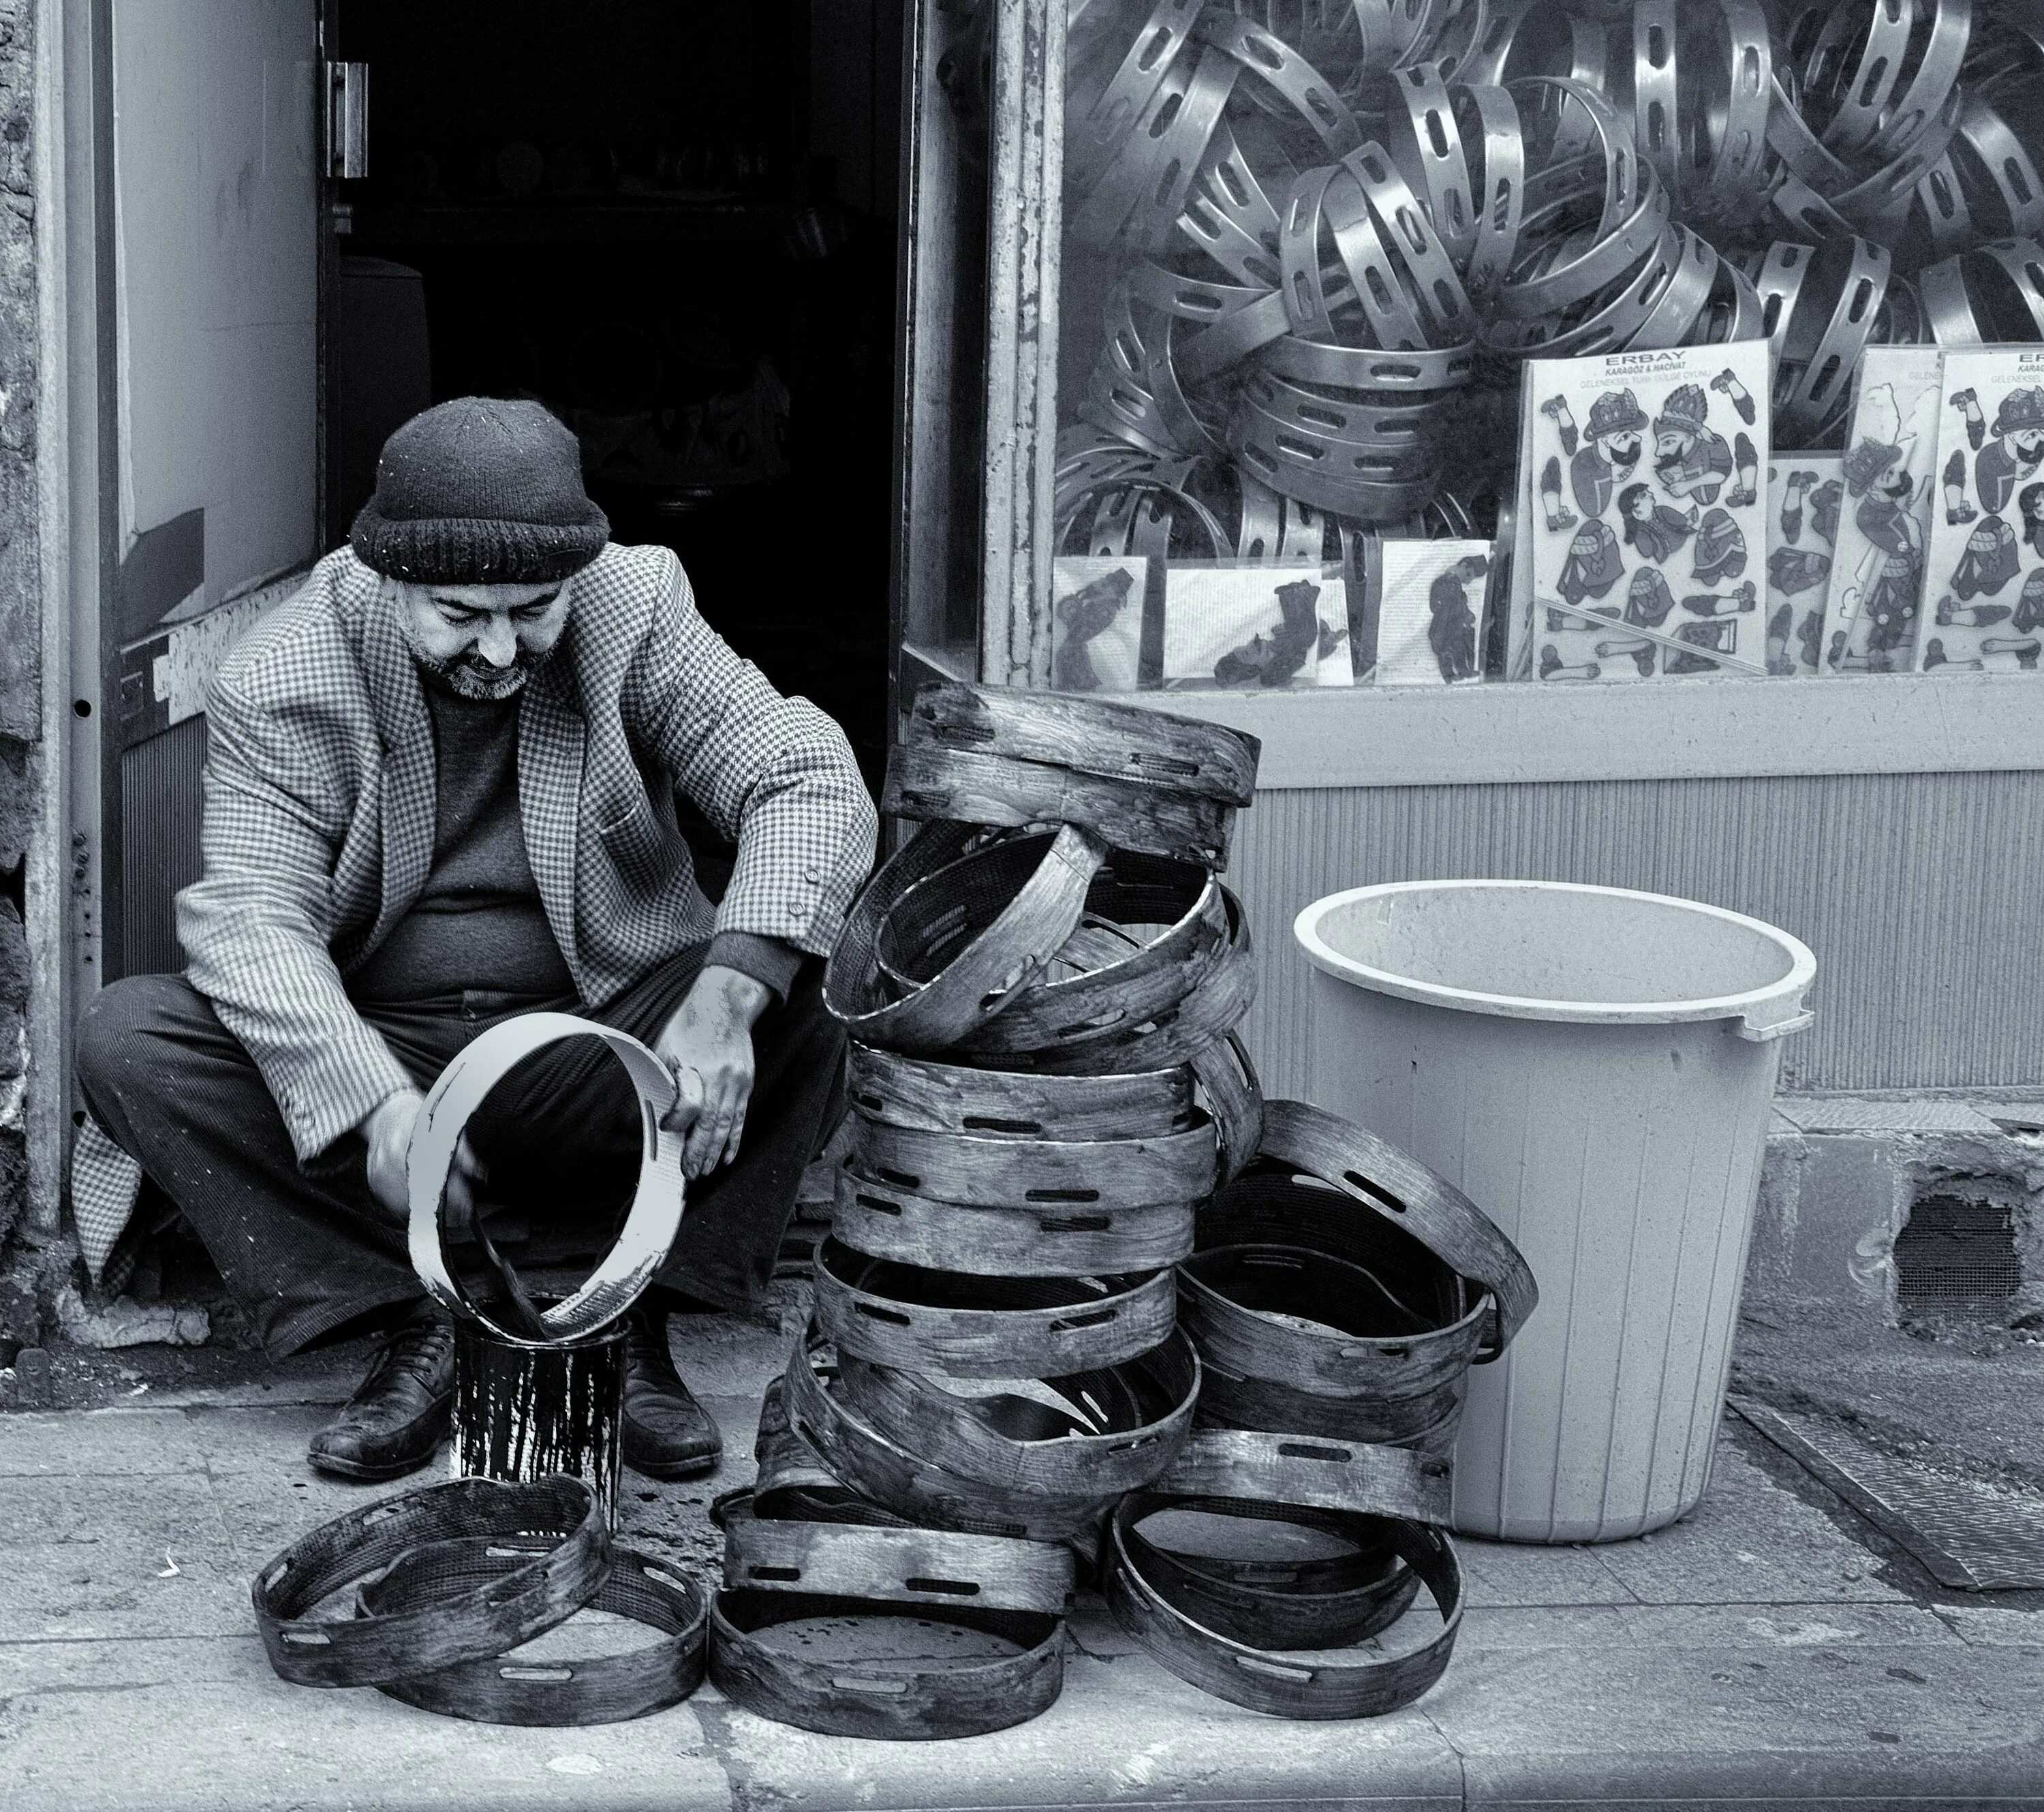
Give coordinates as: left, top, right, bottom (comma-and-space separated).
350, 685, 798, 1005
349, 688, 568, 1002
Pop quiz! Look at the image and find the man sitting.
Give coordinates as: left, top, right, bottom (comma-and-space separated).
74, 398, 876, 1482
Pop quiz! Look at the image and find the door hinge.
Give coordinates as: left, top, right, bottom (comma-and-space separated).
322, 61, 369, 180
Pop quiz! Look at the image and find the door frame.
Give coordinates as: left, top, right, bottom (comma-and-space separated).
31, 0, 326, 1238
23, 0, 112, 1237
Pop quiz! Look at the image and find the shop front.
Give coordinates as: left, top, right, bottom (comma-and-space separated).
892, 0, 2044, 1103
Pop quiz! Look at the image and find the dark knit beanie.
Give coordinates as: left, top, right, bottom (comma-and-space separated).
350, 397, 610, 585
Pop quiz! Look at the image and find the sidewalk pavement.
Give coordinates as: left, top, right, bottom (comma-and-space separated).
5, 1315, 2043, 1812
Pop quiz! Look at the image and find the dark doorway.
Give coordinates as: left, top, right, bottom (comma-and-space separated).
324, 0, 903, 788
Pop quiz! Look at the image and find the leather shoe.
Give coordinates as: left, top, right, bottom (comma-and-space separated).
623, 1309, 723, 1479
308, 1310, 454, 1481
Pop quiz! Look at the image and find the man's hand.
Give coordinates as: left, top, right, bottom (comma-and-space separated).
361, 1088, 485, 1231
655, 966, 771, 1179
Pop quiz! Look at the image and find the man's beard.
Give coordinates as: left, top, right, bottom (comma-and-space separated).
1880, 471, 1912, 501
428, 653, 543, 701
397, 615, 550, 701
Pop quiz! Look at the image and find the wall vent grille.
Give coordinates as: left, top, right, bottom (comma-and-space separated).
1893, 1194, 2021, 1317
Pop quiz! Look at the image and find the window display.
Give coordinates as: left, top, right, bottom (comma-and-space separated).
1040, 0, 2044, 693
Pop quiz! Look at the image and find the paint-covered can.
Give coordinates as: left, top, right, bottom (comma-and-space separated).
450, 1310, 627, 1529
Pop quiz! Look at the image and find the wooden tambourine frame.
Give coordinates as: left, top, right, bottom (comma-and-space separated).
406, 1012, 683, 1347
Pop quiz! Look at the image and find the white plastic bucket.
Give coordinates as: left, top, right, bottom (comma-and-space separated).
1294, 880, 1816, 1543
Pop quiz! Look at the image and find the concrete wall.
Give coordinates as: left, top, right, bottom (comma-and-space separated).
0, 0, 45, 1347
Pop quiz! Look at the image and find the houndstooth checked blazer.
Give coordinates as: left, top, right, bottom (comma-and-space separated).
176, 542, 876, 1165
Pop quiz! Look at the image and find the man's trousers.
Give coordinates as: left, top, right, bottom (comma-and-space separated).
74, 947, 845, 1355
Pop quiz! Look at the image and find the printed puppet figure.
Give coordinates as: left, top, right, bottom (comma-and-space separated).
1427, 554, 1488, 682
1948, 515, 2022, 599
1556, 517, 1624, 608
2018, 567, 2044, 634
1692, 508, 1748, 584
1568, 389, 1649, 517
1540, 395, 1579, 457
1936, 595, 2010, 629
1682, 580, 1759, 617
1843, 434, 1929, 659
1538, 644, 1601, 681
1953, 385, 2044, 510
1767, 470, 1839, 675
1652, 384, 1756, 506
1925, 634, 2043, 672
2022, 482, 2044, 559
1765, 602, 1795, 675
1624, 566, 1677, 628
1799, 606, 1825, 671
1052, 565, 1136, 693
1711, 367, 1757, 427
1940, 386, 2044, 601
1767, 470, 1836, 597
1617, 483, 1697, 564
1538, 456, 1576, 532
1213, 577, 1320, 687
1667, 619, 1736, 675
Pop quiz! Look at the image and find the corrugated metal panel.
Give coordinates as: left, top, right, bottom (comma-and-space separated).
1228, 771, 2044, 1096
119, 715, 208, 979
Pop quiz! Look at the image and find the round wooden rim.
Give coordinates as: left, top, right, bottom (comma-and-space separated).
1177, 1235, 1492, 1400
831, 1330, 1201, 1499
1157, 1426, 1455, 1524
782, 1339, 1118, 1543
251, 1475, 607, 1689
406, 1012, 682, 1346
813, 1238, 1177, 1378
986, 891, 1257, 1077
361, 1539, 706, 1727
709, 1588, 1067, 1741
720, 1502, 1077, 1616
942, 859, 1237, 1055
903, 677, 1260, 807
848, 1112, 1219, 1211
845, 1043, 1197, 1140
1251, 1099, 1538, 1359
833, 1165, 1197, 1277
1104, 1490, 1462, 1719
884, 742, 1238, 870
824, 822, 1109, 1056
1124, 1496, 1419, 1650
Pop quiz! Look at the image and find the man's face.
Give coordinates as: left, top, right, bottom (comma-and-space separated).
1879, 457, 1912, 502
394, 579, 573, 701
1601, 431, 1641, 471
1654, 427, 1693, 470
2013, 428, 2044, 468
